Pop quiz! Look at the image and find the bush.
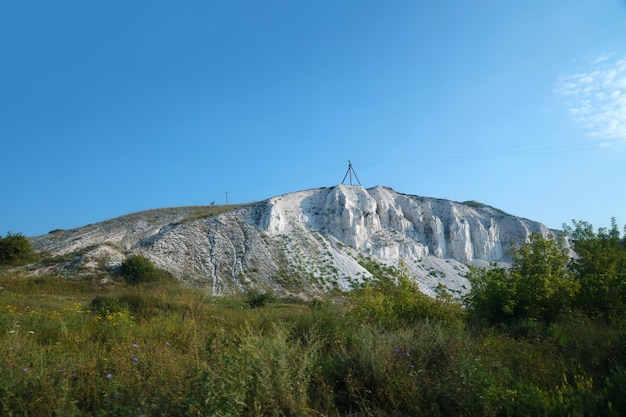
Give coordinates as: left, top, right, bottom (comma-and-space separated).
464, 233, 578, 326
564, 218, 626, 323
351, 260, 465, 328
245, 289, 276, 308
0, 232, 33, 266
119, 254, 165, 285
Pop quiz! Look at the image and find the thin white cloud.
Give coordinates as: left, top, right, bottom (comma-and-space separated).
593, 54, 612, 65
556, 55, 626, 146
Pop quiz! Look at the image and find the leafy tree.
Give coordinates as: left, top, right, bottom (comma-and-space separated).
563, 218, 626, 322
119, 254, 163, 285
465, 233, 578, 326
0, 232, 33, 266
509, 233, 577, 322
463, 264, 517, 326
563, 219, 624, 277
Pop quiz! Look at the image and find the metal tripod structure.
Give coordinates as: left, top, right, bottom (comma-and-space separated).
341, 160, 362, 186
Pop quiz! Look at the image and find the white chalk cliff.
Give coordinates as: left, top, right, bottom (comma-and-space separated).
30, 186, 556, 297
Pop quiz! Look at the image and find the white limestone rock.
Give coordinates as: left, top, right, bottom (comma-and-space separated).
30, 185, 559, 297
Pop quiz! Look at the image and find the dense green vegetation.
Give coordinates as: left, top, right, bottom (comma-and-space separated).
0, 220, 625, 416
119, 254, 172, 285
465, 218, 626, 327
0, 232, 33, 266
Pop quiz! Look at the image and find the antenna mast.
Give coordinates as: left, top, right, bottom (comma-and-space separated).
341, 160, 362, 186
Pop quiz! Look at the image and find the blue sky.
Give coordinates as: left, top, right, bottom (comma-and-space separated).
2, 0, 626, 236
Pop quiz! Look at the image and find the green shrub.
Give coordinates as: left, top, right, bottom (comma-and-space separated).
245, 289, 276, 308
464, 234, 578, 326
350, 259, 464, 327
0, 232, 33, 266
119, 254, 166, 285
564, 218, 626, 323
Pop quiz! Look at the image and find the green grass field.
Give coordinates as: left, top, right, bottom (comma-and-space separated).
1, 270, 625, 416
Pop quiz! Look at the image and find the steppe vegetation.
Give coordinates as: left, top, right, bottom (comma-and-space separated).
1, 220, 625, 416
176, 203, 251, 225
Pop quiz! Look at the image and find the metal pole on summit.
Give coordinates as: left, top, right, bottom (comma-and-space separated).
341, 161, 362, 186
342, 163, 349, 185
351, 161, 362, 186
349, 163, 353, 185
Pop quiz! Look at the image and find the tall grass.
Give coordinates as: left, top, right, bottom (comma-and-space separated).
1, 270, 625, 416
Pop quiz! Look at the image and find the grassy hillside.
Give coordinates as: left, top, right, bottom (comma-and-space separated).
1, 267, 624, 416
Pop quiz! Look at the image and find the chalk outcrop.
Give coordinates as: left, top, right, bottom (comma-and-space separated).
30, 186, 556, 297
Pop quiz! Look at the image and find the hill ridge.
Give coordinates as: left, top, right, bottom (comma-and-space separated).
29, 185, 556, 297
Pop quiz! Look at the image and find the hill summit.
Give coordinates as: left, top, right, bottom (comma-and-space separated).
30, 186, 556, 297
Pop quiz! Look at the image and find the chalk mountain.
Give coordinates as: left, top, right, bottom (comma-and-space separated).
30, 186, 557, 297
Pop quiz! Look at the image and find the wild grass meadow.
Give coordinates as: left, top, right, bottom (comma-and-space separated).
1, 268, 624, 416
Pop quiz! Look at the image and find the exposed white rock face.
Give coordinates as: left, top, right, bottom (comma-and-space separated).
30, 186, 557, 297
